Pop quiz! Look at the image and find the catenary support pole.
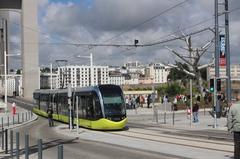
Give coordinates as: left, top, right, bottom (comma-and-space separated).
214, 0, 220, 127
225, 0, 231, 105
68, 84, 72, 130
190, 79, 193, 127
76, 97, 79, 134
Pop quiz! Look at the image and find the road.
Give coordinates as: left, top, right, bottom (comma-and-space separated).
8, 117, 184, 159
1, 98, 234, 159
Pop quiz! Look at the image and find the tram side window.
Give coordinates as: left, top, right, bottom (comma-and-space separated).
58, 94, 68, 115
40, 94, 49, 111
93, 93, 102, 119
79, 96, 86, 118
50, 94, 57, 113
86, 95, 94, 119
54, 94, 58, 114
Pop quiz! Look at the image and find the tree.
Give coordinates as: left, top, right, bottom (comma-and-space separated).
156, 83, 185, 97
165, 33, 214, 93
167, 63, 188, 81
16, 69, 22, 74
41, 67, 50, 73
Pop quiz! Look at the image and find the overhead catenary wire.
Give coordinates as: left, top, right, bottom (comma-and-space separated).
5, 3, 240, 65
63, 0, 190, 60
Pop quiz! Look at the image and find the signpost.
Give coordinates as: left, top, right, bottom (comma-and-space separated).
219, 35, 226, 66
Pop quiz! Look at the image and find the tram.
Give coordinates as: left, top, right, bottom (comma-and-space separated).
33, 84, 127, 130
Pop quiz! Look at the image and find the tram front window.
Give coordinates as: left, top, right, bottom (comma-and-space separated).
103, 96, 125, 115
99, 86, 126, 118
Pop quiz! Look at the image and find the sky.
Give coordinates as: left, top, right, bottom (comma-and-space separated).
7, 0, 240, 69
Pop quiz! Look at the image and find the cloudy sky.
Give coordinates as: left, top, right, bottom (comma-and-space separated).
8, 0, 240, 69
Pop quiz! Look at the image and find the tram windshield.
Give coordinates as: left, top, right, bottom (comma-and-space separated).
99, 85, 125, 116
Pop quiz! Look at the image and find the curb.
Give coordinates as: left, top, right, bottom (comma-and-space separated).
2, 113, 38, 130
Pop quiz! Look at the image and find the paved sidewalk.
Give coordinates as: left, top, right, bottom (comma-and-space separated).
0, 101, 38, 129
53, 103, 238, 159
127, 106, 228, 131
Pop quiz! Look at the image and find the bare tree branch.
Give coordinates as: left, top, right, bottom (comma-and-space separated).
164, 46, 192, 66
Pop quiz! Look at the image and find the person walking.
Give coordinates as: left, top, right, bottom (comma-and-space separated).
227, 103, 240, 159
47, 107, 54, 127
192, 102, 199, 123
173, 97, 178, 111
147, 94, 151, 108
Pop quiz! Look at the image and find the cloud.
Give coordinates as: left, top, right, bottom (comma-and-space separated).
7, 0, 240, 69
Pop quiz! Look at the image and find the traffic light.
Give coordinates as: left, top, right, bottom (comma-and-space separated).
217, 79, 221, 91
210, 78, 214, 92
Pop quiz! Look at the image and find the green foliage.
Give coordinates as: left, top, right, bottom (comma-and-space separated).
41, 67, 50, 73
16, 69, 21, 74
156, 82, 185, 97
167, 63, 189, 81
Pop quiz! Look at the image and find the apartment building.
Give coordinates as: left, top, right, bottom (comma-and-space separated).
57, 65, 109, 88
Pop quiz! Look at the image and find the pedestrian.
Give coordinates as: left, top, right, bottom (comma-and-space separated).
227, 103, 240, 159
47, 107, 54, 127
173, 97, 178, 111
139, 95, 144, 107
192, 102, 199, 123
147, 94, 151, 108
12, 102, 16, 115
135, 96, 140, 108
130, 97, 135, 109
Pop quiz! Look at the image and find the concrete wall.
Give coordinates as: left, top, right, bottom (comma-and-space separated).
21, 0, 39, 99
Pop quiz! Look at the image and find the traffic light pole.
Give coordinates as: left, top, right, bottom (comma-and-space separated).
214, 0, 220, 128
213, 77, 217, 128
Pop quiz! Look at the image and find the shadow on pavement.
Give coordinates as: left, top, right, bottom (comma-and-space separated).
2, 137, 79, 158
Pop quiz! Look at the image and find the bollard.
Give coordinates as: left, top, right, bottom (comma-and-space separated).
38, 139, 42, 159
58, 145, 63, 159
1, 128, 4, 150
5, 129, 8, 154
18, 113, 20, 124
172, 110, 175, 125
25, 134, 29, 159
7, 116, 9, 127
22, 113, 24, 123
10, 130, 13, 158
16, 132, 20, 159
1, 117, 3, 127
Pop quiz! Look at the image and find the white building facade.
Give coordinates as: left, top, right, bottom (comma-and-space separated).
148, 63, 170, 84
40, 73, 58, 89
57, 65, 109, 88
0, 75, 22, 96
207, 65, 240, 81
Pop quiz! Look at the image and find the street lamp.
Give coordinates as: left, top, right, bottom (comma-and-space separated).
77, 53, 94, 86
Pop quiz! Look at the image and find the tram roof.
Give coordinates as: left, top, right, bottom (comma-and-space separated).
34, 84, 120, 94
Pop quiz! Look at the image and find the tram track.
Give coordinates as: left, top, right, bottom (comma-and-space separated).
107, 126, 233, 153
127, 122, 233, 142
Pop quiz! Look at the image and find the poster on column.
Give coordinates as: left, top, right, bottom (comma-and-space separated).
219, 34, 226, 66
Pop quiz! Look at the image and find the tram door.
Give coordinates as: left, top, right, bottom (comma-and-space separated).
78, 95, 91, 127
